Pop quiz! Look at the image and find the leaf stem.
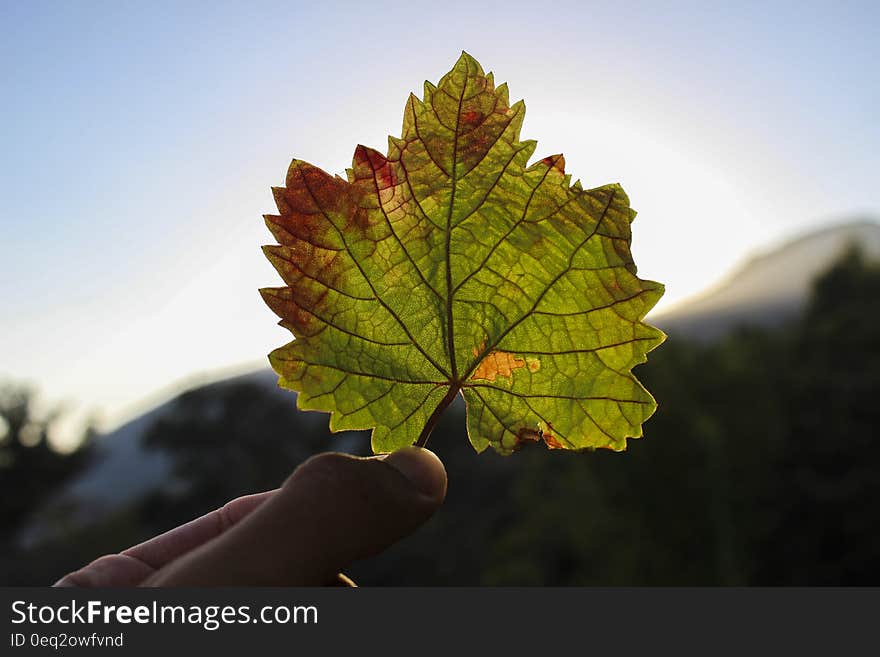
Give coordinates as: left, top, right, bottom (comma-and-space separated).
415, 385, 460, 448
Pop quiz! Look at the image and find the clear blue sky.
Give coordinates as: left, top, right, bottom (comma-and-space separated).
2, 0, 878, 443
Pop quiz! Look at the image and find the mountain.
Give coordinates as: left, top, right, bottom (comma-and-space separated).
652, 219, 880, 340
17, 369, 279, 547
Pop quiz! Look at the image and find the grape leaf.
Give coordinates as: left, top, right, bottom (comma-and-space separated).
260, 52, 665, 455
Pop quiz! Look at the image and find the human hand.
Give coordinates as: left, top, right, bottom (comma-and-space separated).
54, 448, 447, 586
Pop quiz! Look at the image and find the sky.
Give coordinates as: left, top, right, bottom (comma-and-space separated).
1, 0, 878, 445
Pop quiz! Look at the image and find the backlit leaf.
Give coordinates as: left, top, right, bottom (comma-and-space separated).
261, 53, 665, 455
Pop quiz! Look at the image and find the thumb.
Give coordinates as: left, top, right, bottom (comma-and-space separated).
142, 447, 447, 586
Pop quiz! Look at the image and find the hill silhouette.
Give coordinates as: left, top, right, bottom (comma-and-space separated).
653, 218, 880, 339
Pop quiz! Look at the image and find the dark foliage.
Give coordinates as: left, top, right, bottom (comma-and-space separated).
0, 385, 93, 579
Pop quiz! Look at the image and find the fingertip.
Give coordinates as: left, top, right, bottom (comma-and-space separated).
381, 447, 447, 503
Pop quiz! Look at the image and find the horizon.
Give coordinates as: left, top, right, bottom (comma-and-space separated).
2, 1, 878, 446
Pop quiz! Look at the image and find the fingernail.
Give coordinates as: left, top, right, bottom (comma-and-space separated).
382, 447, 447, 500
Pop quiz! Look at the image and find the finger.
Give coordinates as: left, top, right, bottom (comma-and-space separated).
54, 490, 276, 587
54, 554, 155, 587
124, 490, 276, 568
142, 447, 447, 586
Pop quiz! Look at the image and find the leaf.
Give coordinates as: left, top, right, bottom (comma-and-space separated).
260, 52, 665, 455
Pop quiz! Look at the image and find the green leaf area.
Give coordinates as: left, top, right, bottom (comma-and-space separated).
261, 52, 665, 455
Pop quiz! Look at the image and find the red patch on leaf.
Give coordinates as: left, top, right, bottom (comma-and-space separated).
461, 109, 482, 125
539, 154, 565, 173
354, 145, 398, 190
259, 287, 322, 338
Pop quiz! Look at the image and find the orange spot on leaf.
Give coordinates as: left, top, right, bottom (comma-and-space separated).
471, 342, 528, 382
516, 427, 542, 445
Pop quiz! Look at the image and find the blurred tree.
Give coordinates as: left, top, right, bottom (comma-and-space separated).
760, 247, 880, 583
0, 383, 93, 540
